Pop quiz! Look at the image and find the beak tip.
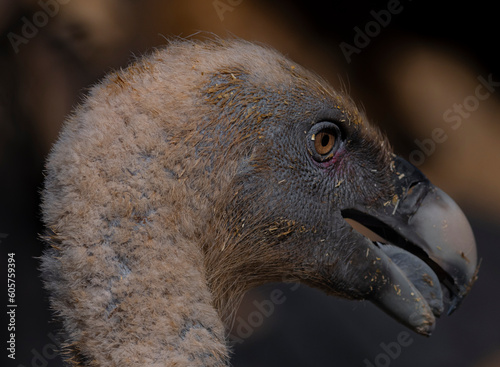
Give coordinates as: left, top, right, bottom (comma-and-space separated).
411, 187, 479, 312
408, 309, 436, 336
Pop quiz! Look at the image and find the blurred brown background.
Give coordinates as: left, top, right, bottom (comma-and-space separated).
1, 1, 499, 366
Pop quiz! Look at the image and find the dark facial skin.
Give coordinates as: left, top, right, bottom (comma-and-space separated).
199, 66, 388, 307
201, 61, 476, 335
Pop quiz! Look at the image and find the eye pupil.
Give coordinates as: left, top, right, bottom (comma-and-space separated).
314, 131, 335, 156
321, 134, 330, 147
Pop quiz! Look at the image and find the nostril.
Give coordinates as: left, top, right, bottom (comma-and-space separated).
406, 181, 419, 196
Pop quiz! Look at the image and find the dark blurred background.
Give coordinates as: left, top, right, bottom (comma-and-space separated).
1, 1, 499, 366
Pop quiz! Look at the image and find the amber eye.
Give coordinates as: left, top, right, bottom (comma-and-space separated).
314, 131, 336, 156
307, 121, 341, 162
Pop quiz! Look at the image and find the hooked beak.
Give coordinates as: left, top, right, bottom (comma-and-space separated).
342, 157, 478, 335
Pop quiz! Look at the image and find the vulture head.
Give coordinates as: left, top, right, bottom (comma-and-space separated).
41, 39, 478, 366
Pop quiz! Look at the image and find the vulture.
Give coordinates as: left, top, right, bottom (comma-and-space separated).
40, 39, 478, 366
